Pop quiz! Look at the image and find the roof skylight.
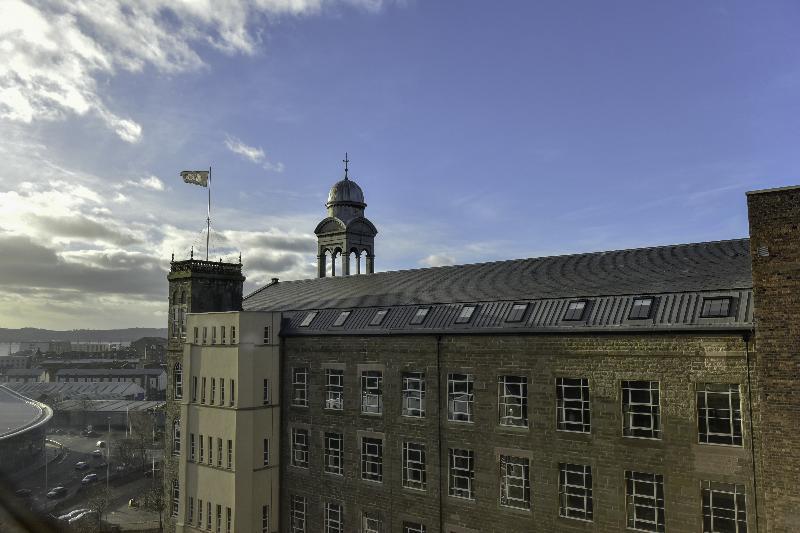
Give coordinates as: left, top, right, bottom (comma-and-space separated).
629, 298, 654, 320
563, 300, 587, 321
506, 303, 528, 323
409, 307, 430, 325
370, 309, 389, 326
700, 297, 732, 318
333, 310, 351, 327
299, 311, 318, 327
455, 305, 477, 324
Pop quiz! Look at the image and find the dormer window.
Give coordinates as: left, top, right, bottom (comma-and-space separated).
701, 297, 732, 318
629, 298, 654, 320
299, 311, 318, 327
333, 311, 351, 327
410, 307, 431, 325
563, 300, 588, 321
370, 309, 389, 326
455, 305, 477, 324
506, 303, 528, 323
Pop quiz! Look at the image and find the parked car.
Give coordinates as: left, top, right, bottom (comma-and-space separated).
46, 486, 67, 499
57, 509, 88, 521
14, 488, 31, 498
95, 440, 106, 448
91, 449, 103, 458
81, 429, 98, 437
74, 461, 89, 470
68, 510, 94, 524
80, 473, 98, 485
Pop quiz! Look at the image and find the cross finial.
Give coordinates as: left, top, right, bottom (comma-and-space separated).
343, 152, 350, 180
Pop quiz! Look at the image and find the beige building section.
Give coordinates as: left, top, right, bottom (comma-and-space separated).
174, 311, 281, 533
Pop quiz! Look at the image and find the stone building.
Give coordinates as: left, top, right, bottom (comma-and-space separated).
164, 173, 800, 533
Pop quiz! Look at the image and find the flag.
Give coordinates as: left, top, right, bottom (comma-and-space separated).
181, 170, 209, 187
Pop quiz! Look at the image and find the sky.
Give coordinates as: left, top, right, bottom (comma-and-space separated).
0, 0, 799, 330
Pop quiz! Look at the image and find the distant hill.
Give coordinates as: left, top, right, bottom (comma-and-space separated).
0, 328, 168, 343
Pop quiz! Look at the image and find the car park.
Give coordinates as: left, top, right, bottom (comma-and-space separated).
46, 486, 67, 499
80, 473, 98, 485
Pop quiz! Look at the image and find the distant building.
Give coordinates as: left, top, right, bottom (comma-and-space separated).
0, 355, 31, 371
53, 368, 166, 399
0, 368, 44, 384
164, 176, 800, 533
54, 399, 165, 429
6, 381, 146, 402
131, 336, 167, 362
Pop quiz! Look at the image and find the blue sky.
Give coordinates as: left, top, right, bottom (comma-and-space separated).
1, 0, 799, 329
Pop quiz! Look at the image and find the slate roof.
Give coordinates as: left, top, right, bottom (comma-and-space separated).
244, 238, 754, 334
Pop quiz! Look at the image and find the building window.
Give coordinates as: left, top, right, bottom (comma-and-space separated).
230, 379, 235, 406
333, 311, 351, 327
500, 455, 530, 510
220, 378, 225, 405
263, 325, 270, 343
263, 438, 270, 466
212, 326, 217, 345
506, 302, 528, 323
201, 377, 206, 404
625, 471, 665, 532
403, 523, 426, 533
199, 434, 204, 463
498, 375, 528, 427
263, 378, 270, 405
192, 376, 198, 402
171, 480, 179, 517
173, 363, 183, 399
226, 507, 231, 533
188, 497, 194, 523
701, 297, 732, 318
361, 370, 383, 415
325, 501, 343, 533
203, 327, 208, 344
299, 311, 318, 327
291, 495, 307, 533
409, 307, 430, 325
197, 499, 202, 528
189, 434, 195, 461
207, 436, 213, 465
194, 327, 199, 343
697, 383, 743, 446
559, 463, 593, 521
325, 369, 344, 410
362, 512, 382, 533
206, 501, 211, 530
402, 441, 426, 491
563, 300, 587, 321
221, 326, 226, 344
324, 432, 343, 476
370, 309, 389, 326
448, 448, 475, 499
448, 373, 474, 422
292, 368, 309, 407
402, 372, 426, 417
361, 436, 383, 482
231, 326, 236, 343
622, 380, 661, 439
261, 505, 270, 533
629, 297, 654, 319
292, 428, 309, 468
702, 481, 747, 533
216, 504, 221, 533
217, 438, 222, 468
211, 378, 216, 404
227, 439, 233, 469
556, 377, 591, 433
455, 304, 477, 324
172, 419, 181, 456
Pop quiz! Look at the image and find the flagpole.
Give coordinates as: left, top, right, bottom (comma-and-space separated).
206, 166, 211, 261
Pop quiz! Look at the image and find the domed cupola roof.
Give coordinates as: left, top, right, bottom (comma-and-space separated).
327, 177, 365, 207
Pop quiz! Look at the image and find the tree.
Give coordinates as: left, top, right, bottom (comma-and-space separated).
128, 410, 158, 467
142, 483, 166, 532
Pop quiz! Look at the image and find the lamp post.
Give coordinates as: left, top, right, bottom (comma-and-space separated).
106, 416, 111, 496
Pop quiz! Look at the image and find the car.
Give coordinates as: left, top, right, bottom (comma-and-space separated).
14, 488, 31, 498
57, 509, 89, 521
91, 449, 103, 458
46, 486, 67, 499
95, 440, 106, 448
80, 473, 98, 485
74, 461, 89, 470
68, 510, 94, 524
81, 429, 98, 437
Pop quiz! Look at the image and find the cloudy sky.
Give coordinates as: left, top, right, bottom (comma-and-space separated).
1, 1, 798, 330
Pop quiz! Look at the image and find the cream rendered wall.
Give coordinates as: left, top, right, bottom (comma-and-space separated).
177, 311, 281, 533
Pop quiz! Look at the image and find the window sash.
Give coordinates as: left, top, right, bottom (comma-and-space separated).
622, 381, 661, 439
361, 371, 383, 414
559, 463, 593, 521
448, 449, 475, 499
500, 455, 530, 509
292, 429, 309, 468
361, 438, 383, 482
702, 482, 747, 533
324, 433, 344, 475
498, 375, 528, 427
447, 373, 474, 422
626, 471, 665, 532
557, 378, 591, 433
325, 369, 344, 410
402, 372, 426, 417
292, 368, 309, 407
402, 442, 427, 490
697, 383, 743, 446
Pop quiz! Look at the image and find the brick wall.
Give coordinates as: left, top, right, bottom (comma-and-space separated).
282, 332, 754, 532
747, 185, 800, 531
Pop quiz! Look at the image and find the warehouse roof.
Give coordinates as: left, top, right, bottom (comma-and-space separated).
56, 399, 165, 413
55, 368, 165, 377
244, 239, 754, 334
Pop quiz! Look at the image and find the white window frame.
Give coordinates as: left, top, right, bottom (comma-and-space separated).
622, 380, 661, 439
361, 370, 383, 415
292, 428, 309, 468
403, 522, 426, 533
324, 501, 343, 533
625, 470, 665, 532
402, 372, 425, 417
697, 383, 743, 446
498, 375, 528, 427
172, 418, 181, 456
559, 463, 593, 521
171, 479, 179, 517
173, 363, 183, 399
261, 505, 270, 533
448, 448, 475, 499
263, 378, 270, 405
500, 455, 530, 510
291, 495, 306, 533
362, 512, 381, 533
556, 377, 591, 433
263, 438, 270, 466
325, 369, 344, 410
402, 441, 426, 491
702, 481, 747, 533
324, 432, 344, 476
448, 373, 474, 422
361, 436, 383, 483
292, 368, 309, 407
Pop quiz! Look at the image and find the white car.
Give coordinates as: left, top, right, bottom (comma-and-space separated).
68, 510, 94, 524
81, 473, 98, 484
74, 461, 89, 470
91, 449, 103, 458
95, 440, 106, 448
57, 508, 88, 521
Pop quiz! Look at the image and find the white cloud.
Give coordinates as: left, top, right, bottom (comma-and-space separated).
419, 253, 456, 267
225, 134, 285, 172
124, 175, 166, 191
0, 0, 387, 142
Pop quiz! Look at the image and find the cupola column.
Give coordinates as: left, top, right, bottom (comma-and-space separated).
317, 252, 326, 278
366, 254, 375, 274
